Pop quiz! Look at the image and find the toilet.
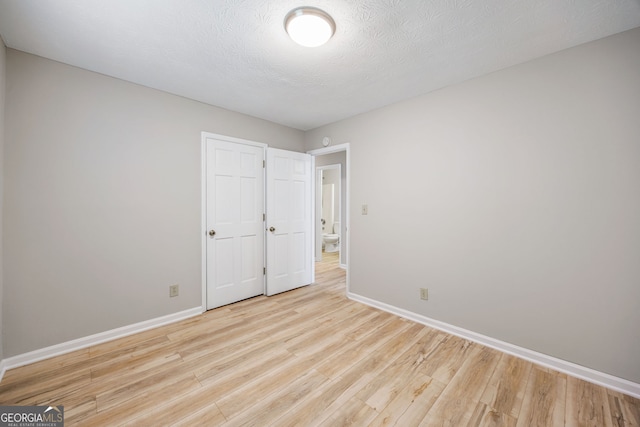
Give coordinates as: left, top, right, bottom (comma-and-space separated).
322, 221, 340, 253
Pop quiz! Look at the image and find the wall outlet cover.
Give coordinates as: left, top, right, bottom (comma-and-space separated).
169, 285, 179, 297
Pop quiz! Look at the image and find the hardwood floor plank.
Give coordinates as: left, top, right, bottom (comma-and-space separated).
271, 322, 431, 427
284, 309, 381, 357
177, 310, 302, 364
214, 346, 330, 419
314, 316, 415, 380
83, 373, 201, 426
420, 333, 476, 384
468, 401, 518, 427
607, 390, 640, 426
269, 372, 378, 427
94, 358, 193, 412
566, 375, 614, 427
0, 348, 90, 386
317, 396, 379, 427
515, 366, 567, 427
61, 396, 96, 425
89, 335, 178, 380
420, 345, 500, 426
192, 339, 285, 385
87, 324, 179, 358
359, 328, 443, 412
344, 310, 396, 341
223, 369, 330, 427
123, 385, 225, 427
480, 353, 533, 419
0, 365, 91, 405
171, 401, 227, 427
196, 348, 295, 396
369, 373, 445, 427
301, 322, 427, 425
42, 350, 185, 416
176, 308, 299, 359
216, 320, 421, 423
238, 319, 424, 426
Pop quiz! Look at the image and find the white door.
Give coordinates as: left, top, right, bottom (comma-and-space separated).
206, 138, 265, 309
266, 148, 312, 296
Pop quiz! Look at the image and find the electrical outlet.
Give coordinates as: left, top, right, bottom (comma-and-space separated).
169, 284, 179, 298
420, 288, 428, 300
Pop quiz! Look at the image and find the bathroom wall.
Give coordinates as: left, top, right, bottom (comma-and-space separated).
3, 50, 305, 357
304, 27, 640, 383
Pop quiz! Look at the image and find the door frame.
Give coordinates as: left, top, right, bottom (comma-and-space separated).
315, 164, 341, 263
308, 143, 350, 292
201, 132, 267, 313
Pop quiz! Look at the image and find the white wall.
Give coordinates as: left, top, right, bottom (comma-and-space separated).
305, 27, 640, 384
0, 37, 6, 361
3, 50, 304, 357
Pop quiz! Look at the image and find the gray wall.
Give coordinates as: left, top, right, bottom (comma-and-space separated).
0, 38, 5, 361
315, 151, 347, 266
3, 50, 304, 357
305, 27, 640, 383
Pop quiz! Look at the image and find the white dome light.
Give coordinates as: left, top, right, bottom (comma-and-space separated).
285, 7, 335, 48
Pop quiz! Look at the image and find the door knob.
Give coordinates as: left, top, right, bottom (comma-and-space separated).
269, 227, 276, 232
208, 230, 216, 236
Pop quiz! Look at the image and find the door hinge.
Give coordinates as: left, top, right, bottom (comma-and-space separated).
263, 213, 266, 221
263, 267, 266, 275
263, 160, 265, 168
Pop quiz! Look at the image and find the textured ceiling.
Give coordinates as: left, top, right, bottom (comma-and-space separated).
0, 0, 639, 130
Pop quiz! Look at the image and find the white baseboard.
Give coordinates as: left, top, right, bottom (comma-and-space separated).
0, 359, 7, 383
0, 307, 202, 382
348, 292, 640, 399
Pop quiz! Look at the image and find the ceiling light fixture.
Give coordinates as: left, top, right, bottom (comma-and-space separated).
285, 7, 335, 47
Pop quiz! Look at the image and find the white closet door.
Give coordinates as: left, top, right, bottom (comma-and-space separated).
206, 138, 264, 309
265, 148, 312, 296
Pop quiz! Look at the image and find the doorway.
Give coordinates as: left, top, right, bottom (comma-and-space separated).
309, 144, 350, 289
316, 164, 341, 263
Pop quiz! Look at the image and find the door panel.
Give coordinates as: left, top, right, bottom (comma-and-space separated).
206, 138, 264, 309
266, 148, 312, 296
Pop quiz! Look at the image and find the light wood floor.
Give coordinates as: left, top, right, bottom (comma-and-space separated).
1, 251, 638, 426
